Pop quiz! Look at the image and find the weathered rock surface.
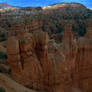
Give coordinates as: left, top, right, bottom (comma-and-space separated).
6, 21, 92, 92
71, 22, 92, 92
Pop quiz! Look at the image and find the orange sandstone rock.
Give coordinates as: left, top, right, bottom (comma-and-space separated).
6, 21, 92, 92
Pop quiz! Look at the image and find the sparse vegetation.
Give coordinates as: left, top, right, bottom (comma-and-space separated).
0, 87, 6, 92
0, 3, 92, 42
0, 52, 7, 60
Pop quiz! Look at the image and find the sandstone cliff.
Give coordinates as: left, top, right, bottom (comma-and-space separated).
6, 21, 92, 92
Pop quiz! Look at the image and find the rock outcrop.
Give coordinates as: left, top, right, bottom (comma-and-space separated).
7, 30, 61, 92
43, 3, 86, 10
9, 20, 42, 37
71, 21, 92, 92
6, 21, 92, 92
0, 73, 38, 92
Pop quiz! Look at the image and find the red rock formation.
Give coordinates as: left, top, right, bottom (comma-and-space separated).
6, 21, 92, 92
58, 24, 77, 92
25, 20, 42, 33
8, 20, 42, 37
71, 22, 92, 92
7, 36, 22, 76
72, 38, 92, 92
7, 31, 61, 92
85, 21, 92, 38
59, 22, 92, 92
62, 24, 74, 48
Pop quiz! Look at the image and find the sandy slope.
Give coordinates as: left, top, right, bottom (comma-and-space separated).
0, 73, 38, 92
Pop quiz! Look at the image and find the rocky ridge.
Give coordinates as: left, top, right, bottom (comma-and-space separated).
43, 3, 86, 10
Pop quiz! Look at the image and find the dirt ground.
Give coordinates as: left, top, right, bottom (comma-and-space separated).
0, 73, 38, 92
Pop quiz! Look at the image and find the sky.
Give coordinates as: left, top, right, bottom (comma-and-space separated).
0, 0, 92, 9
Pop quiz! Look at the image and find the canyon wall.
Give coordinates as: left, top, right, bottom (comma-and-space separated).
6, 21, 92, 92
72, 21, 92, 92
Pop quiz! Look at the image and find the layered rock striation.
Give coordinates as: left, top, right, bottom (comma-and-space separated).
6, 21, 92, 92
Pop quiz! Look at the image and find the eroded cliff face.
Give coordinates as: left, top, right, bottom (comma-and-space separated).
73, 42, 92, 92
8, 20, 42, 37
6, 21, 92, 92
72, 22, 92, 92
7, 31, 61, 92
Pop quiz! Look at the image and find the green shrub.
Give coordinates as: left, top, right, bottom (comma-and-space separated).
0, 37, 7, 42
0, 87, 6, 92
0, 52, 7, 60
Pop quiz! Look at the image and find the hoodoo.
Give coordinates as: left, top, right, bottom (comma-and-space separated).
6, 20, 92, 92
